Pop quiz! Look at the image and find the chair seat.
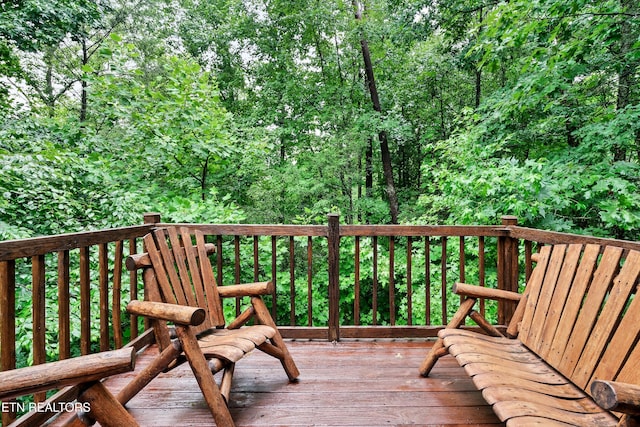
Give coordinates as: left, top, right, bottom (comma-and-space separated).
198, 325, 276, 363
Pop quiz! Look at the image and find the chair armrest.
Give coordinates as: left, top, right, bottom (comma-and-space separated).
218, 281, 274, 298
453, 282, 522, 302
591, 380, 640, 416
0, 347, 135, 400
127, 300, 206, 326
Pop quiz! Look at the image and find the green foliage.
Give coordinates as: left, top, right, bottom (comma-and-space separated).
1, 0, 640, 377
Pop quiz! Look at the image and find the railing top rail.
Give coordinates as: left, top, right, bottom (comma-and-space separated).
0, 225, 153, 262
164, 223, 329, 237
167, 223, 511, 238
509, 226, 640, 252
340, 225, 510, 237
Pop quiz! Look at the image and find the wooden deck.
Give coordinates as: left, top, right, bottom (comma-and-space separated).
53, 339, 503, 426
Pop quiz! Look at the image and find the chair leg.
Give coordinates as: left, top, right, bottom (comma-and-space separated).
220, 363, 235, 404
251, 297, 300, 381
419, 297, 477, 377
175, 325, 236, 427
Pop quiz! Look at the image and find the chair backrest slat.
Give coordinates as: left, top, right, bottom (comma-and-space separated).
144, 233, 179, 305
166, 227, 196, 307
142, 227, 226, 332
195, 230, 225, 327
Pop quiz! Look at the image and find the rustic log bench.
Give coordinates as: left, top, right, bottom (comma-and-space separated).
420, 243, 640, 426
0, 347, 138, 426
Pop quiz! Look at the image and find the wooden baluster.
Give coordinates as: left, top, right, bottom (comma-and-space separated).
407, 237, 413, 326
253, 236, 260, 282
479, 236, 486, 317
425, 237, 431, 325
234, 235, 241, 317
327, 214, 340, 342
129, 238, 139, 340
80, 246, 91, 355
372, 235, 378, 325
354, 236, 361, 326
216, 234, 223, 288
525, 240, 533, 282
289, 236, 295, 326
441, 237, 448, 325
389, 237, 395, 326
271, 236, 278, 320
32, 254, 46, 402
58, 250, 71, 360
307, 236, 313, 327
459, 236, 466, 289
99, 243, 109, 351
112, 240, 124, 349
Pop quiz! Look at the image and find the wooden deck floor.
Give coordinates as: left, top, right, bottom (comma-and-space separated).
57, 339, 504, 427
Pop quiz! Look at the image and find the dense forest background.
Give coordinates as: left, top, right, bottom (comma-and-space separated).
1, 0, 639, 240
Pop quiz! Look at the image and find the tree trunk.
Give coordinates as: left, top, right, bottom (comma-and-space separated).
80, 39, 89, 123
353, 0, 399, 224
614, 0, 638, 161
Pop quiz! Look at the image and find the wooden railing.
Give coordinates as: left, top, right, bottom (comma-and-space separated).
3, 213, 640, 423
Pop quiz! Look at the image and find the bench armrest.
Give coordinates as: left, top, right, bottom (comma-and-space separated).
591, 380, 640, 416
218, 281, 274, 298
127, 300, 206, 326
0, 347, 135, 400
453, 282, 522, 302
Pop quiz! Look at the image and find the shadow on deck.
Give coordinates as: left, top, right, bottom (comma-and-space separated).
54, 340, 502, 427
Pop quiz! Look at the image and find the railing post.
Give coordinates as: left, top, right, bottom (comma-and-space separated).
144, 212, 161, 225
327, 214, 340, 342
498, 215, 519, 324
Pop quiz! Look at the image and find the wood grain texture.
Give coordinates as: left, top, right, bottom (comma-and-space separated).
48, 340, 502, 427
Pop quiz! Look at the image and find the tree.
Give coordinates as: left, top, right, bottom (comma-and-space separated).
352, 0, 399, 224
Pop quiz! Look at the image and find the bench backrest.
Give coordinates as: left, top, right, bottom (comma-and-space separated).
514, 244, 640, 394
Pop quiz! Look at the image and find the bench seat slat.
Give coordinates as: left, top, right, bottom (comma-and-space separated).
504, 416, 584, 427
472, 372, 587, 399
482, 387, 608, 414
493, 401, 617, 426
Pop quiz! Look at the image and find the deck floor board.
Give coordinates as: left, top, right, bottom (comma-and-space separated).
52, 339, 503, 426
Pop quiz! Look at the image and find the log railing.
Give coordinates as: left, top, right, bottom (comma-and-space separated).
3, 213, 640, 424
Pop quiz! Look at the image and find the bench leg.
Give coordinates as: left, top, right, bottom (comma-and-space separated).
420, 297, 477, 377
